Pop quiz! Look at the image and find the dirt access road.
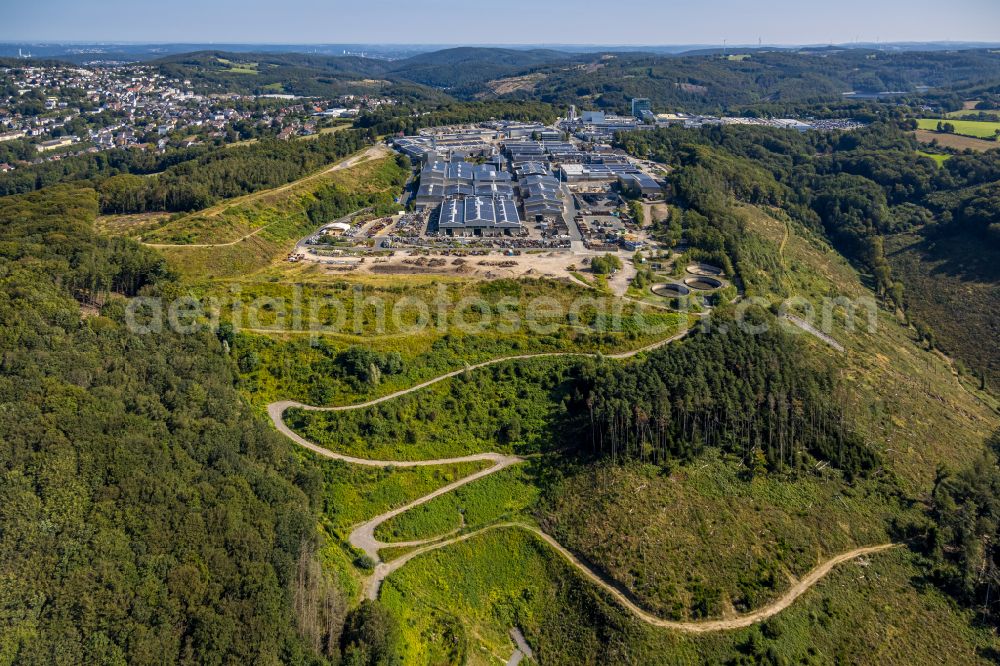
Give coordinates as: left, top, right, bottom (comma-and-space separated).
267, 332, 895, 632
143, 145, 389, 248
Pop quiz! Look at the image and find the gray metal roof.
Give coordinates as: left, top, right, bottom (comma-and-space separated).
464, 197, 496, 225
495, 199, 521, 228
439, 198, 465, 228
444, 183, 475, 197
475, 182, 514, 198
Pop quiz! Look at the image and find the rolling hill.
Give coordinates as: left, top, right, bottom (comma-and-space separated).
151, 46, 1000, 113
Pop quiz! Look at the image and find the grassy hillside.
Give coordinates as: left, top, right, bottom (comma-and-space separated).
738, 204, 997, 490
916, 118, 1000, 139
142, 150, 407, 280
140, 147, 397, 244
346, 201, 998, 662
538, 458, 901, 621
223, 276, 684, 408
886, 230, 1000, 390
381, 528, 999, 664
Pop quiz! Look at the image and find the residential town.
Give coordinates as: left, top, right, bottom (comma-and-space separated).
0, 62, 394, 172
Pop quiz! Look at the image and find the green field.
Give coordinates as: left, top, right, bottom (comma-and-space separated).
945, 108, 999, 119
216, 57, 259, 74
917, 150, 950, 166
916, 118, 1000, 139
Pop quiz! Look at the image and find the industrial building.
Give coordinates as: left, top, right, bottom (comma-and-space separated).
392, 130, 496, 161
560, 163, 628, 182
618, 172, 663, 197
520, 174, 564, 221
438, 196, 523, 236
631, 98, 651, 118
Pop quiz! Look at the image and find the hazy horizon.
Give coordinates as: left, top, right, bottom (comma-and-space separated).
5, 0, 1000, 46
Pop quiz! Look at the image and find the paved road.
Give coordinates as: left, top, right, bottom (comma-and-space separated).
506, 627, 533, 666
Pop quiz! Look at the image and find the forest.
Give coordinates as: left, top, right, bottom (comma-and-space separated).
0, 186, 357, 662
353, 100, 560, 136
0, 124, 373, 209
515, 49, 1000, 113
149, 48, 1000, 115
919, 430, 1000, 628
570, 313, 879, 479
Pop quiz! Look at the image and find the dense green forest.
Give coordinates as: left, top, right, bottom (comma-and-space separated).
153, 51, 447, 103
0, 144, 211, 197
512, 49, 1000, 112
917, 430, 1000, 628
1, 129, 373, 214
354, 100, 560, 136
571, 315, 879, 479
0, 186, 349, 663
150, 48, 1000, 114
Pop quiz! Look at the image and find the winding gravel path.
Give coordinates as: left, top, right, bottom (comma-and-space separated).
266, 329, 895, 632
366, 522, 896, 631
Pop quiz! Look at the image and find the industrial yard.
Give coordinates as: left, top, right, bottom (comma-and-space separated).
282, 101, 869, 293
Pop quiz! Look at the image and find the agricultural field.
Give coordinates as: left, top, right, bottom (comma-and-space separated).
216, 56, 260, 74
915, 118, 1000, 139
913, 129, 999, 151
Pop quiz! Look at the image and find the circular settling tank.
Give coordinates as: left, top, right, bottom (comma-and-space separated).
684, 276, 723, 290
685, 263, 724, 277
651, 283, 691, 297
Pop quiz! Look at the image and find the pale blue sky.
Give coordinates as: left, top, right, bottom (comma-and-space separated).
4, 0, 999, 45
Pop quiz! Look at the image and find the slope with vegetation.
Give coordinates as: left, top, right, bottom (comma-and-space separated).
5, 52, 1000, 664
143, 149, 409, 279
619, 121, 1000, 406
150, 48, 1000, 116
0, 186, 344, 663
